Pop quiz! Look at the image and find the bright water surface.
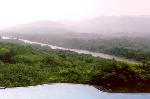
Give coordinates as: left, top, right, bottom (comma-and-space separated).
1, 36, 140, 64
0, 84, 149, 99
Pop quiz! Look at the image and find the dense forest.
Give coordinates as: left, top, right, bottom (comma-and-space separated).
0, 41, 149, 92
58, 37, 150, 61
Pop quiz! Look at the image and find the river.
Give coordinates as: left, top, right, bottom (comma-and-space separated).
1, 36, 140, 64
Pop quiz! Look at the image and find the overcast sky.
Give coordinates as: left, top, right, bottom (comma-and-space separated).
0, 0, 150, 29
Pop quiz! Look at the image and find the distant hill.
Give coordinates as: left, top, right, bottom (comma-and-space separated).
1, 16, 150, 37
76, 16, 150, 34
1, 21, 73, 34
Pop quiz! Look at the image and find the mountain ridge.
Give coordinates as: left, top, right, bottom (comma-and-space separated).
1, 16, 150, 36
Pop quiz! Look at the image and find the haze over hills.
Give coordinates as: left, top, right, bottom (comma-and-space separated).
1, 21, 74, 34
76, 16, 150, 34
1, 16, 150, 37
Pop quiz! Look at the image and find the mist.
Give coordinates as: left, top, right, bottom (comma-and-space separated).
0, 0, 150, 29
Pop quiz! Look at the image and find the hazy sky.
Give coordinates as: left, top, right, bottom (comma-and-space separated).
0, 0, 150, 28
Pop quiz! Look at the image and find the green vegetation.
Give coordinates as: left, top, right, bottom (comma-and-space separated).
11, 33, 150, 61
0, 42, 149, 92
45, 36, 150, 61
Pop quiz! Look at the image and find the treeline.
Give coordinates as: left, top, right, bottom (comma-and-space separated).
0, 42, 149, 92
43, 36, 150, 61
59, 37, 150, 61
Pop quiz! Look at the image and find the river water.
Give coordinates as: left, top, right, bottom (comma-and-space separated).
1, 36, 140, 64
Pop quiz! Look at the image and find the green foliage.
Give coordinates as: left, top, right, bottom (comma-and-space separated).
41, 37, 150, 61
0, 42, 149, 92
